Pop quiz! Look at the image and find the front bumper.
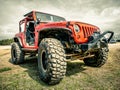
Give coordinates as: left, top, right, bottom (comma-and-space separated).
81, 31, 114, 51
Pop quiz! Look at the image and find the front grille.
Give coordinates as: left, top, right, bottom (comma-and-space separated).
82, 26, 96, 38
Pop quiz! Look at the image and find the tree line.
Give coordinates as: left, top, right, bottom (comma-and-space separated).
0, 39, 14, 45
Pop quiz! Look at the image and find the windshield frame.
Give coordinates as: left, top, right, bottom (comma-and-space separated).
35, 12, 66, 22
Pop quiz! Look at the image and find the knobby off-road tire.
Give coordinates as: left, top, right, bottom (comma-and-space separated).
38, 38, 66, 85
84, 48, 108, 67
11, 42, 25, 64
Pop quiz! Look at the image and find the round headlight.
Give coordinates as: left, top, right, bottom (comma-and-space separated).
74, 24, 80, 32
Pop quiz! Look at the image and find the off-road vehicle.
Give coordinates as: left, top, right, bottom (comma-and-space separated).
11, 11, 114, 84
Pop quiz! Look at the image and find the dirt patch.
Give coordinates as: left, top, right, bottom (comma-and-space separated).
0, 45, 11, 50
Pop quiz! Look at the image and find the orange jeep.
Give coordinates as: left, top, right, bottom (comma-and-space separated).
11, 11, 114, 84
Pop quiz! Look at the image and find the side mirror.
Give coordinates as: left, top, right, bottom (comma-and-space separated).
36, 18, 41, 24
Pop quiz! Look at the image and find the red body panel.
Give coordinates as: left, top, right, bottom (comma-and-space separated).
16, 21, 99, 49
16, 11, 100, 50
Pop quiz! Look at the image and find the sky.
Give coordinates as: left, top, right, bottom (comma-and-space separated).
0, 0, 120, 40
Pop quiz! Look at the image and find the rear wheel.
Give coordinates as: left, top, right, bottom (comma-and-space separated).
11, 42, 25, 64
38, 38, 66, 85
84, 48, 108, 67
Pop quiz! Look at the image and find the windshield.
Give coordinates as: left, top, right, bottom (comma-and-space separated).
36, 12, 66, 22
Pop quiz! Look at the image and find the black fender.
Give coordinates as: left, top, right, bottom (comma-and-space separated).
39, 27, 72, 34
13, 37, 23, 47
38, 27, 72, 44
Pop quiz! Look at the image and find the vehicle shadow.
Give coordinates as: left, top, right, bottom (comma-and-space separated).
9, 57, 47, 86
66, 61, 86, 76
9, 57, 86, 85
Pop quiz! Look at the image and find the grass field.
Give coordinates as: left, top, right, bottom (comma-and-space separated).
0, 43, 120, 90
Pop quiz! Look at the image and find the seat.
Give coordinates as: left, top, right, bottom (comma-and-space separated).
28, 22, 34, 33
26, 22, 35, 45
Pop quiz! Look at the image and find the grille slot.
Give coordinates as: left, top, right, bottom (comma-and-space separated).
82, 26, 95, 38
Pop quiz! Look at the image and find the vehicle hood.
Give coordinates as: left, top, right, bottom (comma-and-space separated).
35, 21, 99, 31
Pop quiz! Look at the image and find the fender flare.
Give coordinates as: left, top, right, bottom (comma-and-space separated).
13, 37, 23, 47
38, 27, 72, 44
39, 27, 72, 32
38, 27, 72, 38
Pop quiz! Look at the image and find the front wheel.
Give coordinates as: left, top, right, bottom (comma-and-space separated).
84, 48, 108, 67
38, 38, 66, 85
11, 42, 25, 64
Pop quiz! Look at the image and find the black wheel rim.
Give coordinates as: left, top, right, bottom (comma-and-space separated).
41, 51, 48, 71
12, 48, 17, 62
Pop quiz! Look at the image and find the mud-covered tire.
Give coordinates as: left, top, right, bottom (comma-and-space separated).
38, 38, 66, 85
84, 48, 108, 67
11, 42, 25, 64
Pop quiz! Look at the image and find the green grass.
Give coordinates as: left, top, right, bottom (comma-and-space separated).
0, 67, 11, 73
0, 61, 120, 90
0, 46, 120, 90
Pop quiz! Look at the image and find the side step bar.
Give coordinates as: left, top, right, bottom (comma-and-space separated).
22, 48, 37, 53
